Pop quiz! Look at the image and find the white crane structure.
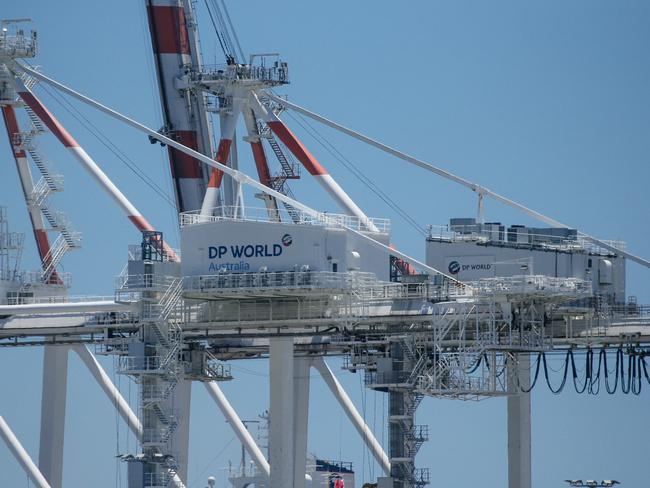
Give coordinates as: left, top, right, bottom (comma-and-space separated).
0, 9, 649, 488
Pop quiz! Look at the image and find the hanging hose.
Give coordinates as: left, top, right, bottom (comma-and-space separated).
465, 354, 484, 374
571, 349, 589, 394
542, 352, 570, 394
469, 347, 650, 396
518, 353, 542, 393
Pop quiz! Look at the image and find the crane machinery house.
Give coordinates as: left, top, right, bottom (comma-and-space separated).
426, 217, 626, 305
180, 208, 392, 282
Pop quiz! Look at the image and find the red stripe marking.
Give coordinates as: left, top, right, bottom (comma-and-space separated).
207, 168, 219, 188
147, 5, 191, 55
213, 138, 232, 188
1, 106, 27, 158
389, 243, 416, 275
127, 215, 179, 262
167, 130, 203, 179
216, 138, 232, 163
250, 141, 272, 186
34, 229, 53, 263
267, 121, 327, 176
128, 215, 154, 232
17, 91, 78, 148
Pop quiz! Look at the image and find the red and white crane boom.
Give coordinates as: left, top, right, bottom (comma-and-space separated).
144, 0, 215, 213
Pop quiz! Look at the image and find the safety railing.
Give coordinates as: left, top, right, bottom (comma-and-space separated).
142, 428, 170, 446
426, 223, 626, 256
6, 293, 115, 304
118, 356, 163, 373
179, 206, 391, 233
126, 245, 180, 263
0, 270, 72, 288
194, 61, 289, 85
143, 472, 171, 488
183, 270, 379, 294
471, 275, 592, 299
115, 274, 178, 292
0, 30, 37, 58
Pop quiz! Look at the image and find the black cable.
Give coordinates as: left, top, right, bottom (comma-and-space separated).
603, 348, 620, 394
632, 353, 642, 395
519, 353, 541, 393
210, 0, 238, 63
542, 352, 569, 394
219, 0, 246, 62
642, 356, 650, 385
204, 0, 232, 63
620, 348, 631, 394
465, 354, 483, 374
588, 349, 601, 395
571, 349, 589, 394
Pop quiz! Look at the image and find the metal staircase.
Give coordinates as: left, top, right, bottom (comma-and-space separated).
10, 100, 81, 285
256, 117, 302, 223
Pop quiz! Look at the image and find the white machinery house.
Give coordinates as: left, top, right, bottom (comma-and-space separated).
426, 217, 626, 305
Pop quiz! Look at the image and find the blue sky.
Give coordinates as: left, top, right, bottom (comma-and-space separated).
1, 1, 649, 487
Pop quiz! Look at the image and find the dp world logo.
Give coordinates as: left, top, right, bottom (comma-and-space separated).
281, 234, 293, 247
448, 260, 460, 275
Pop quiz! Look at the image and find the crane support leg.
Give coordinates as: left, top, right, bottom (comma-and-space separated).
507, 353, 532, 488
172, 378, 192, 484
269, 337, 295, 488
293, 357, 311, 488
38, 345, 68, 488
313, 357, 391, 476
0, 415, 53, 488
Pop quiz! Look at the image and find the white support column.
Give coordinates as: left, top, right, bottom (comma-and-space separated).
0, 415, 53, 488
38, 345, 68, 488
313, 357, 391, 476
71, 345, 143, 440
293, 357, 311, 488
269, 337, 295, 488
170, 378, 192, 485
507, 353, 532, 488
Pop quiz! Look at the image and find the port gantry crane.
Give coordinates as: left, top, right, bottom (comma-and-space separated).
1, 7, 650, 488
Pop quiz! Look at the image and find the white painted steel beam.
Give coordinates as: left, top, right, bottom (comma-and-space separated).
507, 354, 532, 488
0, 415, 53, 488
204, 382, 271, 479
38, 346, 68, 488
71, 345, 143, 440
269, 337, 295, 488
0, 301, 135, 316
265, 92, 650, 270
313, 357, 391, 476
